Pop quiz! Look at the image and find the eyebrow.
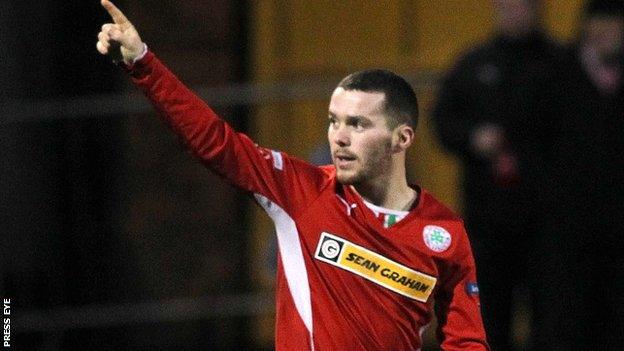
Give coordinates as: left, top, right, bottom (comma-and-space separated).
328, 112, 371, 122
346, 115, 369, 123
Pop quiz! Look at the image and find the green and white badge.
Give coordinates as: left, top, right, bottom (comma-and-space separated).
423, 225, 452, 252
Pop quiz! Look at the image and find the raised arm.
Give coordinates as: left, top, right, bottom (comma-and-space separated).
95, 1, 329, 216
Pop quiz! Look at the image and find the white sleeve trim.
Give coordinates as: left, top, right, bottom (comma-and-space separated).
133, 43, 149, 63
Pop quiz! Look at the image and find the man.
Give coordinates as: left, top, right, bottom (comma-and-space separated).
431, 1, 565, 350
97, 1, 488, 349
553, 1, 624, 348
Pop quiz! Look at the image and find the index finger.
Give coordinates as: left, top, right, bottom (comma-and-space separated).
101, 0, 129, 25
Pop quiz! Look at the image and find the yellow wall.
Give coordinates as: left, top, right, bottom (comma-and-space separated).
249, 0, 584, 346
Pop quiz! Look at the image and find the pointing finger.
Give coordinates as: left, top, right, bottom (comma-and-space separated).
101, 0, 129, 25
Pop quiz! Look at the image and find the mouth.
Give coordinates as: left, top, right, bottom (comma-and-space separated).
334, 153, 357, 168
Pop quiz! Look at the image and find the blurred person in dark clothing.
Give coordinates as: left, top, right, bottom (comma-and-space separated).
431, 1, 566, 350
553, 1, 624, 349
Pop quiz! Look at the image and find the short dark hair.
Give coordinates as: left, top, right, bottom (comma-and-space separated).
337, 69, 419, 130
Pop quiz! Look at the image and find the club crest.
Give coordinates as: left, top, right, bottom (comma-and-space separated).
423, 225, 452, 252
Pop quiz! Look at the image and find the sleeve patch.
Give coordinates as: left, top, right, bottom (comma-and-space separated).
465, 282, 479, 296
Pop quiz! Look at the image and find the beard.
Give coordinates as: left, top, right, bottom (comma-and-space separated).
335, 139, 393, 185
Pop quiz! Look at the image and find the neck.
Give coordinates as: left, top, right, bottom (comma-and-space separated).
351, 159, 416, 211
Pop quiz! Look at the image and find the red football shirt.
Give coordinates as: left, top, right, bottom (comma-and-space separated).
126, 51, 489, 351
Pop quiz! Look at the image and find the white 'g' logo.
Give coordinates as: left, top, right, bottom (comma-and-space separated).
321, 239, 340, 259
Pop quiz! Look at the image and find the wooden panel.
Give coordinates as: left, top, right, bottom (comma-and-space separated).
407, 1, 494, 70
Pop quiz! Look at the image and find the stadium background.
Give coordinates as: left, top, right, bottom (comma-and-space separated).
0, 1, 584, 350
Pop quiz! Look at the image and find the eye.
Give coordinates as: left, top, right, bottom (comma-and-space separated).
347, 118, 366, 131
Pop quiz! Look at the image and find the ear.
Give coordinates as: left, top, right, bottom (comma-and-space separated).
392, 124, 415, 153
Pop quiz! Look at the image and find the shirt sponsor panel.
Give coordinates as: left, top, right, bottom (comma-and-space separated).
315, 232, 437, 302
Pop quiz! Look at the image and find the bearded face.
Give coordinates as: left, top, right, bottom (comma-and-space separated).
327, 88, 396, 185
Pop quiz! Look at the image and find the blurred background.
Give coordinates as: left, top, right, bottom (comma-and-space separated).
2, 0, 622, 350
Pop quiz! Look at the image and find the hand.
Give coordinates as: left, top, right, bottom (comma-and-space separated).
97, 0, 144, 64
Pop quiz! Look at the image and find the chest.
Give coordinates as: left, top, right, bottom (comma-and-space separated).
294, 192, 449, 303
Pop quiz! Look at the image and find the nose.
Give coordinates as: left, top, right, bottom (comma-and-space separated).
330, 124, 350, 147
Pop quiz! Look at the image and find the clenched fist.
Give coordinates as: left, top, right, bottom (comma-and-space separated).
97, 0, 145, 64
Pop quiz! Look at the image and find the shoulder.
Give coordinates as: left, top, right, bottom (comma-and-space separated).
287, 155, 336, 191
453, 39, 499, 67
442, 40, 500, 83
267, 149, 335, 193
319, 164, 336, 176
415, 188, 463, 223
413, 188, 471, 256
